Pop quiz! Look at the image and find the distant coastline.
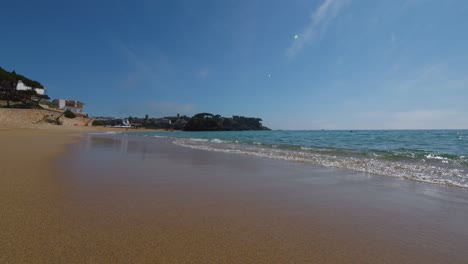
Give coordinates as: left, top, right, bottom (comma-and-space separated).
183, 113, 270, 131
2, 66, 270, 132
94, 112, 270, 131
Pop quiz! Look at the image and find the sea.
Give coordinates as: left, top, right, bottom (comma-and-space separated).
121, 130, 468, 188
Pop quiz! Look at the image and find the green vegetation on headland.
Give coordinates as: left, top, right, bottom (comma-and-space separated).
94, 113, 270, 131
0, 67, 44, 88
184, 113, 269, 131
1, 66, 269, 131
0, 67, 48, 108
64, 110, 76, 119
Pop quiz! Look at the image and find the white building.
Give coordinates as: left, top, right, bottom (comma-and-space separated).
16, 80, 45, 95
52, 99, 85, 114
113, 119, 132, 128
159, 118, 172, 125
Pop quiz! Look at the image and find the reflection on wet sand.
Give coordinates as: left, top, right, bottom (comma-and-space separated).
54, 134, 468, 263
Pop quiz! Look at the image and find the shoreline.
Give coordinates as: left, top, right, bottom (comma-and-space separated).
2, 128, 468, 263
118, 130, 468, 189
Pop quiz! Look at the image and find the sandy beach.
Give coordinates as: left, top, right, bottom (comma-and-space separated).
0, 126, 82, 263
2, 127, 468, 263
3, 0, 467, 262
0, 123, 162, 263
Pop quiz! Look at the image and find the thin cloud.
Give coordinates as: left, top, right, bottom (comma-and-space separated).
287, 0, 350, 59
390, 110, 468, 129
401, 0, 427, 10
146, 101, 194, 116
196, 67, 210, 80
109, 36, 174, 91
355, 109, 468, 129
116, 101, 195, 117
120, 44, 153, 77
111, 39, 158, 90
385, 63, 468, 93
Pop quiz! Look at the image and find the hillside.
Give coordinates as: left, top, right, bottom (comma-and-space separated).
0, 67, 44, 89
1, 66, 48, 108
184, 113, 270, 131
0, 108, 91, 127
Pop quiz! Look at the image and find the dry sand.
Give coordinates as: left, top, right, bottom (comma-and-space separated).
0, 108, 91, 127
2, 125, 468, 263
0, 126, 83, 263
0, 121, 164, 263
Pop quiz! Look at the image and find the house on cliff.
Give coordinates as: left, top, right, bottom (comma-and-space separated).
52, 99, 85, 114
16, 80, 45, 95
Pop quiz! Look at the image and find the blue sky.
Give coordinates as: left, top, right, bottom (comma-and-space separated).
1, 0, 467, 129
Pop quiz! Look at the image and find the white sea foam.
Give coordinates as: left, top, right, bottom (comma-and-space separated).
88, 132, 119, 135
425, 154, 449, 160
189, 138, 209, 142
172, 138, 468, 188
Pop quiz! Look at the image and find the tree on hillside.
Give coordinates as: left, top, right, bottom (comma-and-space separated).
1, 67, 46, 108
64, 110, 76, 118
184, 113, 269, 131
39, 94, 50, 100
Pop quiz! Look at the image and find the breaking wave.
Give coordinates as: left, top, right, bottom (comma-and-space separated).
172, 138, 468, 188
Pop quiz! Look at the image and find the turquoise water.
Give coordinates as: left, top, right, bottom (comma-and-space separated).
124, 130, 468, 188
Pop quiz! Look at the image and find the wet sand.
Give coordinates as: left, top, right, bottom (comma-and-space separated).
3, 131, 468, 263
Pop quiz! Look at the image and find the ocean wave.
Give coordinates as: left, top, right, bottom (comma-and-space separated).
425, 154, 449, 160
152, 135, 167, 138
172, 138, 468, 188
189, 138, 209, 142
88, 132, 120, 135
